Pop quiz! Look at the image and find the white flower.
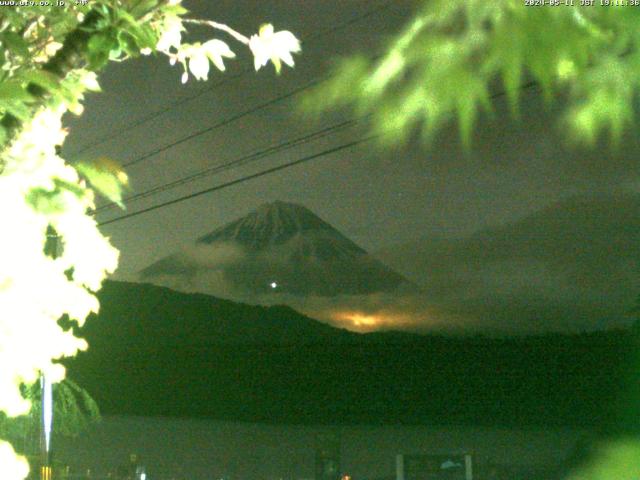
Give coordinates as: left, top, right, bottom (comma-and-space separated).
156, 16, 183, 53
79, 71, 100, 92
188, 49, 210, 81
249, 24, 301, 73
45, 41, 63, 57
33, 39, 63, 64
173, 44, 192, 83
202, 39, 236, 72
179, 40, 236, 83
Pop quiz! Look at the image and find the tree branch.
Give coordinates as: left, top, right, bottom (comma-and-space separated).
0, 9, 103, 143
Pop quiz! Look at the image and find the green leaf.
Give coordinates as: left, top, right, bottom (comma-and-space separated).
22, 70, 62, 94
456, 81, 481, 151
25, 179, 86, 214
75, 158, 129, 209
129, 0, 160, 18
108, 46, 124, 61
0, 378, 101, 442
117, 31, 139, 56
87, 32, 118, 70
53, 178, 87, 199
26, 187, 66, 214
130, 24, 158, 50
162, 3, 188, 16
0, 80, 33, 102
566, 438, 640, 480
0, 32, 29, 57
3, 99, 31, 121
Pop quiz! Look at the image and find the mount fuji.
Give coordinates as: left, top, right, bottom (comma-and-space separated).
139, 201, 414, 299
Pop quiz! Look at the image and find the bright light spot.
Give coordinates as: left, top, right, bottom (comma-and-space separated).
334, 311, 380, 330
140, 474, 146, 480
347, 314, 378, 326
270, 281, 278, 289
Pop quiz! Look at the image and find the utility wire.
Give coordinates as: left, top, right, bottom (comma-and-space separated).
67, 0, 396, 159
98, 135, 376, 227
92, 117, 361, 214
97, 80, 541, 227
122, 77, 324, 168
67, 78, 229, 159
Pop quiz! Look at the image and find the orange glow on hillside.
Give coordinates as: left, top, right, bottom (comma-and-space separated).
333, 311, 381, 331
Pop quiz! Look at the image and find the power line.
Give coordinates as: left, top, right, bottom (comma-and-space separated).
98, 80, 541, 227
67, 0, 396, 159
122, 77, 324, 168
92, 117, 361, 214
67, 80, 229, 159
98, 135, 376, 227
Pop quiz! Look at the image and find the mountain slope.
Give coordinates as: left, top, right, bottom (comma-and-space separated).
64, 281, 638, 428
375, 193, 640, 332
140, 201, 413, 297
79, 280, 356, 347
378, 194, 640, 276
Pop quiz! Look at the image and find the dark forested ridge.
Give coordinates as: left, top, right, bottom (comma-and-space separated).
65, 281, 639, 430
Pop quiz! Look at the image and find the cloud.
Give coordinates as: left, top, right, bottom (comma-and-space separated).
138, 194, 639, 336
180, 242, 246, 269
371, 194, 640, 334
248, 291, 470, 334
138, 241, 246, 277
138, 241, 248, 298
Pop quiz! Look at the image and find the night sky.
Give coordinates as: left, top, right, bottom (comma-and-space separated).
60, 0, 639, 334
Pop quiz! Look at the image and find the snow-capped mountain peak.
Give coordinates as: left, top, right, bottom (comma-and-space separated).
140, 201, 414, 297
197, 201, 365, 256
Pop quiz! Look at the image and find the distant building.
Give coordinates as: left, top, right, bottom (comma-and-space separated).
56, 416, 587, 480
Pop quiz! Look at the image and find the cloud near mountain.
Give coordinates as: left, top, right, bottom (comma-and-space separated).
141, 200, 414, 293
152, 242, 247, 272
138, 201, 434, 331
235, 290, 466, 333
139, 195, 640, 334
375, 193, 640, 333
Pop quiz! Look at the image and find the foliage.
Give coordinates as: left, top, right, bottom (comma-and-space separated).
0, 1, 159, 143
0, 378, 101, 445
0, 1, 301, 147
0, 2, 299, 478
72, 281, 636, 428
305, 1, 640, 149
565, 437, 640, 480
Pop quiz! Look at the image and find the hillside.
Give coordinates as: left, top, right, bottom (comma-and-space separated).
65, 281, 640, 430
375, 193, 640, 332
